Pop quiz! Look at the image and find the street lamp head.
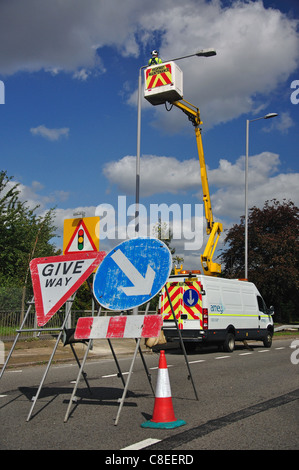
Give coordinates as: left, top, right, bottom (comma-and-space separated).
196, 48, 217, 57
264, 113, 278, 119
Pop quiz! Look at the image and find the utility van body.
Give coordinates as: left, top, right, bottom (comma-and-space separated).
160, 274, 274, 352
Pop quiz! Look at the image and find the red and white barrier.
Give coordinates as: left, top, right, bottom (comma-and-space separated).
74, 314, 163, 340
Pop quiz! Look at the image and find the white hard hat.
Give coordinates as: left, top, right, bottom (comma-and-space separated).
151, 50, 158, 56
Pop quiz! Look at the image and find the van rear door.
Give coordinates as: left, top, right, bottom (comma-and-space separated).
161, 277, 204, 330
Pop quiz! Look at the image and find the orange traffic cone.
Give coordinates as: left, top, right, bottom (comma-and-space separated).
141, 350, 186, 429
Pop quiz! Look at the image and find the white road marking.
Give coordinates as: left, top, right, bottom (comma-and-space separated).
122, 438, 161, 450
54, 364, 75, 369
102, 371, 130, 378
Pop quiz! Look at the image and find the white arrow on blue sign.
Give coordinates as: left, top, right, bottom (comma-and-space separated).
93, 237, 172, 310
183, 288, 199, 307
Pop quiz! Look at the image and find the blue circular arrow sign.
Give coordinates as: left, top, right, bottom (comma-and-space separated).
93, 237, 172, 310
183, 288, 199, 307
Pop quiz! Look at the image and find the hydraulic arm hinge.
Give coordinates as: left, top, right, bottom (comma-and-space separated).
171, 99, 223, 276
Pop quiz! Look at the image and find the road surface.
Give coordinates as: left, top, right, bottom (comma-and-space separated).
0, 338, 298, 452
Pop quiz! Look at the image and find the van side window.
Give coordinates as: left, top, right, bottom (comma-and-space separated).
257, 296, 266, 313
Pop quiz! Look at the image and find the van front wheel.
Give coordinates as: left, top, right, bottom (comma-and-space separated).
223, 333, 235, 352
263, 332, 273, 348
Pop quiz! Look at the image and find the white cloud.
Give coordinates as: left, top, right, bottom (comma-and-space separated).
8, 150, 298, 269
135, 0, 299, 130
103, 154, 201, 196
209, 152, 299, 219
262, 111, 295, 134
207, 152, 281, 190
0, 1, 297, 127
72, 69, 91, 81
0, 0, 145, 76
103, 151, 299, 222
30, 125, 69, 141
4, 178, 70, 212
53, 205, 97, 234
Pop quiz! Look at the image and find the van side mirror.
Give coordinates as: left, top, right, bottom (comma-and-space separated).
268, 305, 274, 315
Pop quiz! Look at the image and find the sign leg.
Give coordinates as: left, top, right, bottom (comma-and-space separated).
136, 339, 154, 395
165, 284, 198, 400
114, 338, 140, 426
69, 342, 92, 395
64, 339, 93, 422
26, 296, 75, 421
0, 298, 34, 380
0, 332, 21, 380
26, 328, 64, 421
107, 339, 126, 387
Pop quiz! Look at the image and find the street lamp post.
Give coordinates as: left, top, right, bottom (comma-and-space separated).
244, 113, 278, 279
135, 49, 216, 234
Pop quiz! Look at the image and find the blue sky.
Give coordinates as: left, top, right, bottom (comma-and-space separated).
0, 0, 298, 269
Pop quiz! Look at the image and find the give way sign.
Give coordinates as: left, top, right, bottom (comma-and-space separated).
30, 251, 105, 327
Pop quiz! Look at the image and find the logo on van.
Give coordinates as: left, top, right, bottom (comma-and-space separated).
210, 303, 224, 314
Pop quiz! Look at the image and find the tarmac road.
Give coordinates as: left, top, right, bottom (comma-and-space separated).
0, 336, 298, 452
1, 336, 149, 368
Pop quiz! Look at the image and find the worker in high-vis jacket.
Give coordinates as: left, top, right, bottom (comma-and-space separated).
148, 50, 162, 65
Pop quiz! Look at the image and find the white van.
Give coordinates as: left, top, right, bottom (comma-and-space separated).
160, 273, 274, 352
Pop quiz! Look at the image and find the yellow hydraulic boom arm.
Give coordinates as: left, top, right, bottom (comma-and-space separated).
171, 99, 223, 275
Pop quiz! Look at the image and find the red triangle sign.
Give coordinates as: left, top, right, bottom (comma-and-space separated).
64, 219, 98, 254
30, 252, 105, 327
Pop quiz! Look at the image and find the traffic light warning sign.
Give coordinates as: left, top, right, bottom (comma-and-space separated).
63, 217, 99, 255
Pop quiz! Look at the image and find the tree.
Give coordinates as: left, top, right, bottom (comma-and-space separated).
0, 171, 60, 310
145, 219, 182, 311
152, 219, 176, 255
152, 218, 185, 270
220, 199, 299, 323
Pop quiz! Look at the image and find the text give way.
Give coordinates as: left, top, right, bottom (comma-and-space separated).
30, 251, 105, 327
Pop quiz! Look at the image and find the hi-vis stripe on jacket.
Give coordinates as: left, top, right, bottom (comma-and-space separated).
161, 280, 203, 329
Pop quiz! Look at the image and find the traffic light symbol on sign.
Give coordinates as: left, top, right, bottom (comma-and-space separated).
63, 218, 99, 254
78, 229, 84, 250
